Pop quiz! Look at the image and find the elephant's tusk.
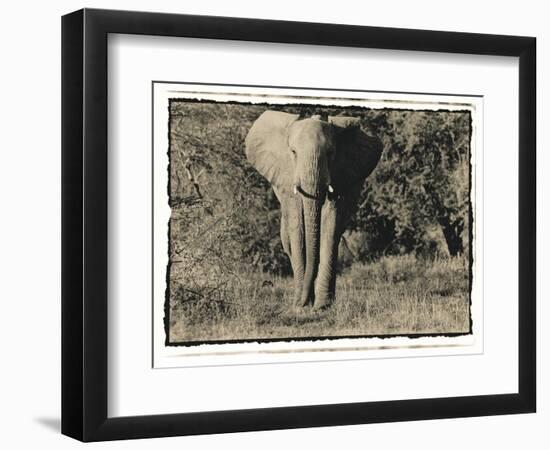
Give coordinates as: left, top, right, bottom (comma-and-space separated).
328, 185, 334, 193
293, 185, 298, 195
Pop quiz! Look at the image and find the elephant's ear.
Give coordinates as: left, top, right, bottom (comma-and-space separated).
245, 110, 300, 190
328, 116, 383, 193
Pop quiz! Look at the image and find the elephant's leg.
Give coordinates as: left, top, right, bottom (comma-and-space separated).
280, 209, 291, 258
287, 197, 306, 307
314, 199, 340, 309
315, 190, 360, 308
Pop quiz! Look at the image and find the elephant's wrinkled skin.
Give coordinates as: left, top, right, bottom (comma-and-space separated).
245, 111, 383, 309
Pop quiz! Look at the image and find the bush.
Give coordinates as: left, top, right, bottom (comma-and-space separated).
168, 101, 471, 284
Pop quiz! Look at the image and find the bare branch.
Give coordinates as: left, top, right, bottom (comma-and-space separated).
184, 164, 203, 199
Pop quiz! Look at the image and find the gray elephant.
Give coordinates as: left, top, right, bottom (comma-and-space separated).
245, 110, 383, 309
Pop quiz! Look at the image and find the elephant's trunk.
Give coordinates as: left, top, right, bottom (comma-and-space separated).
298, 153, 326, 307
299, 196, 322, 306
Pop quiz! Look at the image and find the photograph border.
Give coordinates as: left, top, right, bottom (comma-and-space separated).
155, 82, 477, 348
62, 8, 536, 441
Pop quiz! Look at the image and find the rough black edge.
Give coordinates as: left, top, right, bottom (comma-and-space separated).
468, 111, 474, 334
167, 332, 470, 347
61, 10, 84, 441
163, 96, 474, 347
164, 98, 175, 345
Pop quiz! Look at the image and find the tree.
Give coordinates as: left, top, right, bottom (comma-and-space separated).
168, 100, 472, 281
352, 110, 471, 257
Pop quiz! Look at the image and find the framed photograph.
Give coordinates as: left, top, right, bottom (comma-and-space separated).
62, 8, 536, 441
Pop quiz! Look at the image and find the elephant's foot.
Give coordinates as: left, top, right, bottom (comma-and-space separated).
293, 296, 313, 308
313, 291, 334, 310
293, 287, 315, 308
292, 290, 333, 310
313, 301, 333, 310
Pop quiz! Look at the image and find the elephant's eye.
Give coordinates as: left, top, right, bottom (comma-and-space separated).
290, 148, 297, 156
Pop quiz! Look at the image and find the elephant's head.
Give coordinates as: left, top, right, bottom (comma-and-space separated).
245, 110, 383, 306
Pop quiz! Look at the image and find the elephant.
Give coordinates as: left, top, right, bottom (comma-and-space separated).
245, 110, 383, 309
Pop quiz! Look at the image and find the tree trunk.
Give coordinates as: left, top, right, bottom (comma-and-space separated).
438, 216, 464, 257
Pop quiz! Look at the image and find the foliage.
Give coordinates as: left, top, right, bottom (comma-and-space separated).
352, 110, 471, 257
168, 100, 472, 280
169, 101, 289, 275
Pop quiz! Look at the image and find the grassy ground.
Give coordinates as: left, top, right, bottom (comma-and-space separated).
168, 255, 471, 343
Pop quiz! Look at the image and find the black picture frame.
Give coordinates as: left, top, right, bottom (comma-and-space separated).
61, 8, 536, 442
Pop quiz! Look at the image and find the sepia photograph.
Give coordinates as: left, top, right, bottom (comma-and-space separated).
153, 84, 478, 352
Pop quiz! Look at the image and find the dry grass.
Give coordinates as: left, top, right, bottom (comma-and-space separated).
168, 254, 471, 343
